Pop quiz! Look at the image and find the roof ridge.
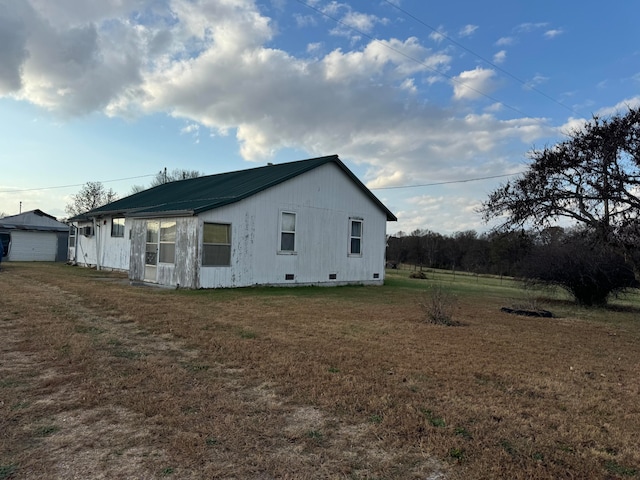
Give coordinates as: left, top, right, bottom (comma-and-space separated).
71, 155, 396, 221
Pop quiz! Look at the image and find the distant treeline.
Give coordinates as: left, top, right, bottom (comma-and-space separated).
386, 229, 537, 276
386, 227, 639, 306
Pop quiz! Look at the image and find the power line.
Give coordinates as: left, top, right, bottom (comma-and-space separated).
380, 0, 581, 116
0, 173, 156, 194
294, 0, 530, 117
370, 172, 522, 190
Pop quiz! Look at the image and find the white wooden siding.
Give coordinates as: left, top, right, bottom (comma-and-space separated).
72, 218, 131, 271
74, 162, 391, 288
197, 162, 388, 288
128, 217, 199, 288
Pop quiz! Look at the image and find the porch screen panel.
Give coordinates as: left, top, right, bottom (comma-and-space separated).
159, 221, 176, 264
145, 221, 159, 266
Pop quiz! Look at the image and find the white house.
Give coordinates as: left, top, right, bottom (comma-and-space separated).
0, 210, 69, 262
69, 155, 397, 288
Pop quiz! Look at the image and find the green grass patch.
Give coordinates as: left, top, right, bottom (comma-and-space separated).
11, 401, 29, 411
449, 447, 465, 461
238, 329, 257, 339
0, 465, 17, 480
160, 467, 175, 476
112, 348, 145, 359
500, 439, 516, 456
369, 414, 383, 424
74, 324, 105, 335
454, 426, 472, 440
420, 408, 446, 427
181, 363, 210, 372
35, 425, 60, 437
307, 430, 323, 442
604, 460, 638, 477
0, 379, 22, 388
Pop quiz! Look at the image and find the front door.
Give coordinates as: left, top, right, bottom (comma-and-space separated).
144, 220, 159, 282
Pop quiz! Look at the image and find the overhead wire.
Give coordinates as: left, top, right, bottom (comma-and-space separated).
369, 172, 523, 190
293, 0, 570, 190
0, 173, 157, 194
7, 3, 552, 197
380, 0, 581, 116
294, 0, 530, 117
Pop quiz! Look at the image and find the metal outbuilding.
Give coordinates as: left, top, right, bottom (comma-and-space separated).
0, 210, 69, 262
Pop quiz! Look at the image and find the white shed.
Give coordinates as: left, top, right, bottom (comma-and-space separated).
70, 155, 396, 288
0, 210, 69, 262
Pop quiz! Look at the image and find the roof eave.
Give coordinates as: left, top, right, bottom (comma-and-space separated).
126, 210, 196, 219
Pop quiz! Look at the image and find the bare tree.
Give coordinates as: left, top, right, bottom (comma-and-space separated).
150, 168, 203, 187
129, 184, 147, 195
65, 182, 117, 217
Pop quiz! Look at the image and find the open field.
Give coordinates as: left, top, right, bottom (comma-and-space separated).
1, 263, 639, 479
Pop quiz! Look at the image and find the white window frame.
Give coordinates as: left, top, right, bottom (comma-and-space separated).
278, 211, 297, 254
202, 223, 232, 267
159, 221, 176, 264
111, 217, 125, 238
68, 225, 76, 248
349, 217, 363, 256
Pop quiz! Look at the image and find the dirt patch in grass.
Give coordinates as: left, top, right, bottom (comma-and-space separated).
1, 262, 640, 479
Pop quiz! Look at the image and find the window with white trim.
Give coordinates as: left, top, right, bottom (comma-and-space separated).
69, 225, 76, 248
159, 221, 176, 263
202, 223, 231, 266
280, 212, 296, 252
349, 218, 363, 256
111, 217, 125, 237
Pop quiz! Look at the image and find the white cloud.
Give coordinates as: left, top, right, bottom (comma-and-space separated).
324, 3, 387, 38
515, 22, 548, 33
341, 11, 384, 33
459, 25, 478, 38
594, 96, 640, 117
452, 67, 498, 101
1, 0, 558, 225
493, 50, 507, 64
524, 74, 549, 90
307, 42, 322, 53
429, 26, 447, 44
393, 195, 487, 235
294, 13, 317, 28
495, 37, 514, 47
544, 29, 564, 39
181, 122, 200, 143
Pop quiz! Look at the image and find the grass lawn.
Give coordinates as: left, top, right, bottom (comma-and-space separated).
1, 262, 639, 479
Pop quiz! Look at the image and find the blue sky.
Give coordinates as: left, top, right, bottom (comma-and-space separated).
1, 0, 639, 234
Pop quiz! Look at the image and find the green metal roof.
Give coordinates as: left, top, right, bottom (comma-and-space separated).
73, 155, 397, 221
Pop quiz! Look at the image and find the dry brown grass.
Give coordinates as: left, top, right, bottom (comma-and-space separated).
1, 262, 639, 479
